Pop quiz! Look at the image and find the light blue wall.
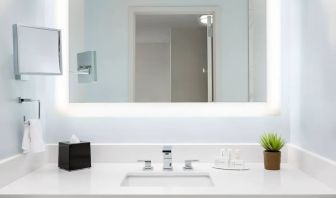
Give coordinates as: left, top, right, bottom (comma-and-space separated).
3, 0, 335, 163
0, 0, 52, 160
0, 0, 291, 157
286, 0, 336, 161
46, 0, 291, 145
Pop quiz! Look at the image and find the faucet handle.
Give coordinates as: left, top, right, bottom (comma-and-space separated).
183, 160, 199, 170
138, 160, 153, 170
162, 145, 172, 153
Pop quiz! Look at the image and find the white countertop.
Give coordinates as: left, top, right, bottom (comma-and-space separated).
0, 163, 334, 196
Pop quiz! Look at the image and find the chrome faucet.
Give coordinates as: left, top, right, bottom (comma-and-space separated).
162, 145, 173, 170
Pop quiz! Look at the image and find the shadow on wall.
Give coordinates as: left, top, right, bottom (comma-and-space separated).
293, 0, 336, 161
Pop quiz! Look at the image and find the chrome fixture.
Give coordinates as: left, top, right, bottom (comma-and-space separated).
69, 51, 97, 83
18, 97, 41, 122
162, 145, 173, 170
77, 51, 97, 83
183, 160, 199, 170
199, 15, 213, 25
138, 160, 153, 170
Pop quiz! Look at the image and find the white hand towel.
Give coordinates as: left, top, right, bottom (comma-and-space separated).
22, 119, 46, 153
22, 121, 31, 153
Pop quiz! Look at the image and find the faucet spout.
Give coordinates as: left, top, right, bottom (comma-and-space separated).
162, 145, 173, 170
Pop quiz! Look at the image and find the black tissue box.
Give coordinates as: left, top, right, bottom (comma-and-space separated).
58, 141, 91, 171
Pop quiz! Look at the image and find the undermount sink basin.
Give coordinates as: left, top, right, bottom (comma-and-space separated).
121, 172, 214, 187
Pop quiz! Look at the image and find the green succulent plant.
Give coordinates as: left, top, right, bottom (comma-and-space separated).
260, 133, 285, 152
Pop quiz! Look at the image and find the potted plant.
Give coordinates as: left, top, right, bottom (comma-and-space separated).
260, 133, 285, 170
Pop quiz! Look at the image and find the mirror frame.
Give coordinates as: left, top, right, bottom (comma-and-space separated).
54, 0, 281, 117
13, 24, 63, 78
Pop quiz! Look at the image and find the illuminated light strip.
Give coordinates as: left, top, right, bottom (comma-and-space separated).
54, 0, 281, 117
54, 0, 69, 113
266, 0, 282, 113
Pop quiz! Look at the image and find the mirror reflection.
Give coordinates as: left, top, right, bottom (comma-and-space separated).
69, 0, 266, 103
134, 14, 212, 102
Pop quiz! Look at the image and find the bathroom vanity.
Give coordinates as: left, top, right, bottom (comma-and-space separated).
1, 0, 336, 197
1, 163, 334, 197
0, 144, 335, 197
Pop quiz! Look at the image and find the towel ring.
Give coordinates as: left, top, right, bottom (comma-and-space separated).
18, 97, 41, 122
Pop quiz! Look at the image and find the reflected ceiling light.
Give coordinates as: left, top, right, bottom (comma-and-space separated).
200, 15, 213, 25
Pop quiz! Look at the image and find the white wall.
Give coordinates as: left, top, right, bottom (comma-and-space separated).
286, 0, 336, 161
44, 0, 290, 144
0, 0, 55, 160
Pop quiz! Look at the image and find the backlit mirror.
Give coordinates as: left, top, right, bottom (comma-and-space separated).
69, 0, 266, 103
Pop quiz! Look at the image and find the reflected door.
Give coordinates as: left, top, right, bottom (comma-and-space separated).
134, 14, 214, 103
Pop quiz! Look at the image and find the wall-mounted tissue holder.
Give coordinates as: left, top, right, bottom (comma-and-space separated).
18, 97, 41, 122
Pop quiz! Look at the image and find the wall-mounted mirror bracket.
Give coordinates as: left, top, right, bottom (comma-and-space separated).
76, 51, 97, 83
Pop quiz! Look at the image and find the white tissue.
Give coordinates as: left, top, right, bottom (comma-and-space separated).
70, 135, 80, 144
